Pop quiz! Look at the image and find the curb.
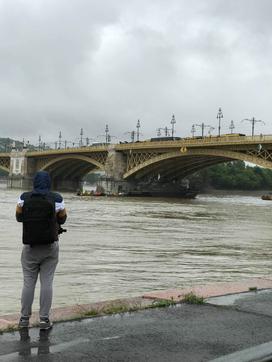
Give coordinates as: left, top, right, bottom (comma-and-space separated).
1, 277, 272, 333
210, 340, 272, 362
0, 296, 155, 333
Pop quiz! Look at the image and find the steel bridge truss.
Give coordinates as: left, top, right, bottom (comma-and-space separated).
123, 146, 272, 180
0, 155, 10, 172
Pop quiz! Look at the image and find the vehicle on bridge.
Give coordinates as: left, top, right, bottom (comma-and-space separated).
150, 136, 182, 142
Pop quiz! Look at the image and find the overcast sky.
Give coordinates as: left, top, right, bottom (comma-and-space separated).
0, 0, 271, 145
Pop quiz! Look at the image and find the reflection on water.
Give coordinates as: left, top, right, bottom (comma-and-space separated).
1, 186, 272, 315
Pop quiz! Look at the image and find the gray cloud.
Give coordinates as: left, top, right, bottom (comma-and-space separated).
0, 0, 271, 145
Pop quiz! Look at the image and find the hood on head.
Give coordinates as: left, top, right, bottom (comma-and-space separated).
33, 171, 51, 195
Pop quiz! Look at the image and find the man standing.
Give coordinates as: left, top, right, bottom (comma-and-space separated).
16, 171, 67, 329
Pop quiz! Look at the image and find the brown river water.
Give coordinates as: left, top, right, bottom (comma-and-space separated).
1, 186, 272, 315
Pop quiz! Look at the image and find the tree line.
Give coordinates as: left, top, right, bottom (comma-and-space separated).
189, 161, 272, 190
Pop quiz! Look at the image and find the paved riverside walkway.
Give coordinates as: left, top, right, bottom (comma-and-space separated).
1, 278, 272, 361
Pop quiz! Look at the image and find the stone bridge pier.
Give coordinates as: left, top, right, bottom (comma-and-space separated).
7, 148, 86, 192
7, 147, 35, 190
98, 146, 133, 195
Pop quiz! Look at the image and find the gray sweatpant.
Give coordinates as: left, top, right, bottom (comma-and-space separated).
21, 242, 59, 319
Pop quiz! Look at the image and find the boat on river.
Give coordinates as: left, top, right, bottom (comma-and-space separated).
77, 180, 198, 199
127, 188, 197, 198
127, 180, 198, 199
261, 194, 272, 200
76, 190, 105, 196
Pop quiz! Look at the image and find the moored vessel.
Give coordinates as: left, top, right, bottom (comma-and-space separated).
261, 194, 272, 200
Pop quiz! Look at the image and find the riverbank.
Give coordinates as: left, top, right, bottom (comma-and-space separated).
1, 277, 272, 333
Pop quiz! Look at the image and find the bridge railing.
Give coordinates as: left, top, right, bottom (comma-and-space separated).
3, 134, 272, 156
114, 134, 272, 151
181, 134, 272, 145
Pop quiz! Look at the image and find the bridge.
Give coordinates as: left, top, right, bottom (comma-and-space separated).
1, 134, 272, 193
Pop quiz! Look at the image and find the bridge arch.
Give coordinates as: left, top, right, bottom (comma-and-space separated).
123, 149, 272, 180
39, 154, 105, 190
40, 154, 105, 171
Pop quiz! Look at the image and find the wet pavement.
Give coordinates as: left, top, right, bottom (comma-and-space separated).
1, 289, 272, 361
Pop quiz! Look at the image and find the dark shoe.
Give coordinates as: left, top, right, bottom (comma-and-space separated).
39, 318, 53, 330
18, 316, 29, 329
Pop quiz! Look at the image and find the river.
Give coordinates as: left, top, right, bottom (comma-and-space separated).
1, 187, 272, 315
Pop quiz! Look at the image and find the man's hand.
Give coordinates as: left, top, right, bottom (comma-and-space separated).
16, 205, 23, 222
57, 208, 67, 225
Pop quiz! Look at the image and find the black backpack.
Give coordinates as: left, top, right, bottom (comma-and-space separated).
22, 194, 57, 246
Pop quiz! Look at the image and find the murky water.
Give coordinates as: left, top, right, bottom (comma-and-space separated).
1, 186, 272, 315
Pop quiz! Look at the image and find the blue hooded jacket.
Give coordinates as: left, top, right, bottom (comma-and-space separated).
33, 171, 51, 195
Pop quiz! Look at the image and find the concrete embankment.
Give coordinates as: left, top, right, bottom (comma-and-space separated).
2, 277, 272, 361
1, 277, 272, 333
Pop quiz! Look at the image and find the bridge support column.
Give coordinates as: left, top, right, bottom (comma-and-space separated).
99, 146, 133, 194
7, 146, 35, 190
52, 178, 83, 192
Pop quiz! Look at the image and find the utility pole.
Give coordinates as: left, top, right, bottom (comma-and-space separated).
242, 117, 265, 137
164, 126, 170, 136
170, 114, 176, 138
58, 131, 62, 149
38, 135, 42, 151
131, 130, 135, 142
217, 107, 223, 137
156, 127, 171, 137
193, 123, 213, 138
191, 125, 196, 138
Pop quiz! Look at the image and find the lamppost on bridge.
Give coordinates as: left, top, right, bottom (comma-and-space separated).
79, 128, 84, 147
217, 107, 223, 137
241, 117, 265, 137
170, 114, 176, 138
38, 135, 42, 151
136, 119, 141, 142
229, 120, 235, 134
105, 124, 111, 144
124, 120, 141, 143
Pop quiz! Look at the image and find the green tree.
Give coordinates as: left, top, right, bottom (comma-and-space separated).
189, 161, 272, 190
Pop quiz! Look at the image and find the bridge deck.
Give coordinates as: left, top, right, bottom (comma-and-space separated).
19, 134, 272, 157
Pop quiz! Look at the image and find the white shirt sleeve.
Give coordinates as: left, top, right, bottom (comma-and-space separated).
17, 196, 24, 207
55, 200, 65, 212
17, 196, 65, 212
